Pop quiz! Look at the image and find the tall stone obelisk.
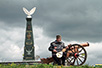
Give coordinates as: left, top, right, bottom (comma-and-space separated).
23, 7, 36, 60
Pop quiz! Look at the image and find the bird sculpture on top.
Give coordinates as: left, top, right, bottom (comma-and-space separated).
23, 7, 36, 18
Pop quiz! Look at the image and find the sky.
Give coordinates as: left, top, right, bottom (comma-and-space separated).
0, 0, 102, 65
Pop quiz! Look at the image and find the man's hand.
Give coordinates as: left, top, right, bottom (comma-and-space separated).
68, 44, 71, 47
66, 46, 69, 49
66, 44, 71, 49
53, 49, 57, 52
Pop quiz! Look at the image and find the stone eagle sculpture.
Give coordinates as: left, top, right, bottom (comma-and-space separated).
23, 7, 36, 18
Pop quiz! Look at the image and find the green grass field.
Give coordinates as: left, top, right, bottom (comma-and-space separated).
0, 63, 96, 68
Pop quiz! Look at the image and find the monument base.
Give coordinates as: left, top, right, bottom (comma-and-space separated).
23, 60, 35, 62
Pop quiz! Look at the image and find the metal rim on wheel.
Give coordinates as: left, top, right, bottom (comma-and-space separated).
66, 44, 87, 66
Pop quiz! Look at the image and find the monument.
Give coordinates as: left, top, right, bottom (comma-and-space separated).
23, 7, 36, 61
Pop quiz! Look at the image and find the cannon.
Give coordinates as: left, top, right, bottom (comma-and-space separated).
41, 42, 89, 66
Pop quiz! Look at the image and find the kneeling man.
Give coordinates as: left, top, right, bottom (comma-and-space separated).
48, 35, 68, 65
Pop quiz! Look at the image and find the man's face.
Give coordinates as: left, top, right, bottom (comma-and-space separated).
57, 37, 61, 42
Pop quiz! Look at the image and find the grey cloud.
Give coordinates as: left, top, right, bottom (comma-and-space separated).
0, 0, 102, 42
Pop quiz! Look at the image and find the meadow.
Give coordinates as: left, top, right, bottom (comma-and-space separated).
0, 63, 96, 68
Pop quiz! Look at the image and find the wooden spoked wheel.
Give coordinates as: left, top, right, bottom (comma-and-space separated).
66, 44, 87, 66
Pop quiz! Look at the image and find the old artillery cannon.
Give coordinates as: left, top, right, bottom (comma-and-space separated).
41, 42, 89, 66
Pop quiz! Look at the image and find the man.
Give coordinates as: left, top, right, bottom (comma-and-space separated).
48, 35, 68, 65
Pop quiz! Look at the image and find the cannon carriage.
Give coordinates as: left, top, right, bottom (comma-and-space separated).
41, 42, 89, 66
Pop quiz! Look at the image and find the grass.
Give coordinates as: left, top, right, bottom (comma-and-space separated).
0, 63, 95, 68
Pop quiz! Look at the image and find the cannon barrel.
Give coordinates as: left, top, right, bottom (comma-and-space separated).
62, 42, 89, 52
80, 42, 89, 47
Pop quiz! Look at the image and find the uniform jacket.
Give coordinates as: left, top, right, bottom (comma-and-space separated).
48, 40, 66, 55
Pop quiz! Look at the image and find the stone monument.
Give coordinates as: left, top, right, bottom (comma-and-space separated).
23, 7, 36, 61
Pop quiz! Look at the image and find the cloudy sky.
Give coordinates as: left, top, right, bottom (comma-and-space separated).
0, 0, 102, 65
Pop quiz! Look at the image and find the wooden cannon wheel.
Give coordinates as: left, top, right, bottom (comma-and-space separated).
66, 44, 87, 66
